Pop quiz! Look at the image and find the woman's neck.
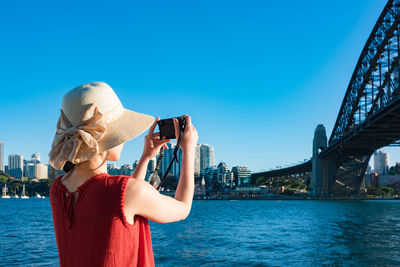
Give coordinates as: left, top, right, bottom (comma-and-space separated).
61, 156, 108, 185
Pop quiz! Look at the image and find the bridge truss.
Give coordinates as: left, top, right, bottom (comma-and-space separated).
252, 0, 400, 198
330, 0, 400, 146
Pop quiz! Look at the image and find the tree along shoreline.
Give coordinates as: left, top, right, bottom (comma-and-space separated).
0, 174, 52, 197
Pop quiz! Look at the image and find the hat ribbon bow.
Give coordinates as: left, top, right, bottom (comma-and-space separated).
49, 104, 106, 170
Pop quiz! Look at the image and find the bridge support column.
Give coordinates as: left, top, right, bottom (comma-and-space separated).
311, 124, 327, 197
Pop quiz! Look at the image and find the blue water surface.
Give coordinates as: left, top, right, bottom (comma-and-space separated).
1, 199, 400, 266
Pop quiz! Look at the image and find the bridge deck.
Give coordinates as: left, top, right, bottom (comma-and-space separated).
323, 96, 400, 157
251, 160, 312, 184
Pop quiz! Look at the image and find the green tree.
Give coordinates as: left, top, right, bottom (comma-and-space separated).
0, 175, 8, 184
381, 186, 395, 197
376, 187, 384, 197
255, 177, 265, 186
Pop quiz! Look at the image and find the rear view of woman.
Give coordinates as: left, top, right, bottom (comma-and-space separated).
48, 82, 198, 266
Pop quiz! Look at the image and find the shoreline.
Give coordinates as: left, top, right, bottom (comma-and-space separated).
192, 195, 400, 201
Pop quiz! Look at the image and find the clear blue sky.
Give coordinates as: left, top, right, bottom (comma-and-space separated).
1, 0, 395, 172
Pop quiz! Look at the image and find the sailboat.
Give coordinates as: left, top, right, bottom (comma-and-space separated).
2, 184, 11, 199
21, 184, 29, 199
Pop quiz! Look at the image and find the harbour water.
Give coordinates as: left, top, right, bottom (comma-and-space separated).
1, 199, 400, 266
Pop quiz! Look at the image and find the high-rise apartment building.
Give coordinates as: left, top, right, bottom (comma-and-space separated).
200, 144, 215, 171
26, 163, 36, 178
374, 150, 389, 175
145, 157, 157, 181
156, 143, 215, 179
9, 154, 24, 178
35, 163, 48, 179
31, 153, 40, 163
148, 157, 156, 173
158, 143, 175, 176
157, 143, 184, 178
0, 142, 3, 172
132, 160, 139, 172
194, 144, 201, 175
172, 148, 183, 178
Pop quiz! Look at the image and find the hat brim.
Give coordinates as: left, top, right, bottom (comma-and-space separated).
98, 108, 155, 152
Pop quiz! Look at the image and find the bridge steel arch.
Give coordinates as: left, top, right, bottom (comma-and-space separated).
317, 0, 400, 197
252, 0, 400, 198
330, 0, 400, 146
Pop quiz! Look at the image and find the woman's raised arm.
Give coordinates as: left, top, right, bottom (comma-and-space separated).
132, 117, 170, 180
125, 115, 198, 223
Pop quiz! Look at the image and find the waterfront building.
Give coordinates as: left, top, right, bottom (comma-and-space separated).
23, 153, 43, 178
200, 144, 215, 171
231, 166, 252, 186
200, 166, 217, 191
132, 160, 139, 172
120, 164, 133, 176
107, 164, 120, 176
145, 157, 157, 181
217, 162, 230, 187
234, 185, 270, 195
374, 150, 389, 175
8, 154, 23, 178
229, 171, 235, 187
376, 174, 400, 186
26, 163, 36, 178
35, 163, 48, 179
107, 163, 117, 169
194, 177, 206, 196
148, 157, 156, 173
0, 142, 3, 172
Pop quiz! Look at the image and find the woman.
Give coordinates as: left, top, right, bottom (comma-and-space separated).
49, 82, 198, 266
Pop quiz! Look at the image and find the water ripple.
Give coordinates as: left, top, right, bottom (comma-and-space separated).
1, 199, 400, 266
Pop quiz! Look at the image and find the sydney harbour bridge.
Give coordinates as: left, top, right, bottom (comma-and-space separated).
251, 0, 400, 198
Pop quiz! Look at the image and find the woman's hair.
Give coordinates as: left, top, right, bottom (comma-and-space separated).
62, 151, 109, 173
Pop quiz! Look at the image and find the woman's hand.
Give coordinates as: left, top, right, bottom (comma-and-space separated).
142, 117, 170, 160
173, 115, 198, 154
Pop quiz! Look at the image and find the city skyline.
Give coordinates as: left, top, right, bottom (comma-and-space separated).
0, 139, 396, 178
3, 1, 400, 172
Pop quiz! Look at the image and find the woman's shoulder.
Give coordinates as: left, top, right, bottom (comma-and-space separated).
124, 178, 158, 210
125, 177, 154, 195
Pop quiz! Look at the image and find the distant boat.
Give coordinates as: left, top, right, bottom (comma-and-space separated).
35, 194, 42, 199
11, 194, 19, 198
21, 184, 29, 199
2, 184, 10, 199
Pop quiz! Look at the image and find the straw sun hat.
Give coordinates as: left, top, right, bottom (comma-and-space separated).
49, 82, 155, 170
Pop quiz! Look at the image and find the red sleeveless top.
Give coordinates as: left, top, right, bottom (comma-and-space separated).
49, 173, 155, 267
